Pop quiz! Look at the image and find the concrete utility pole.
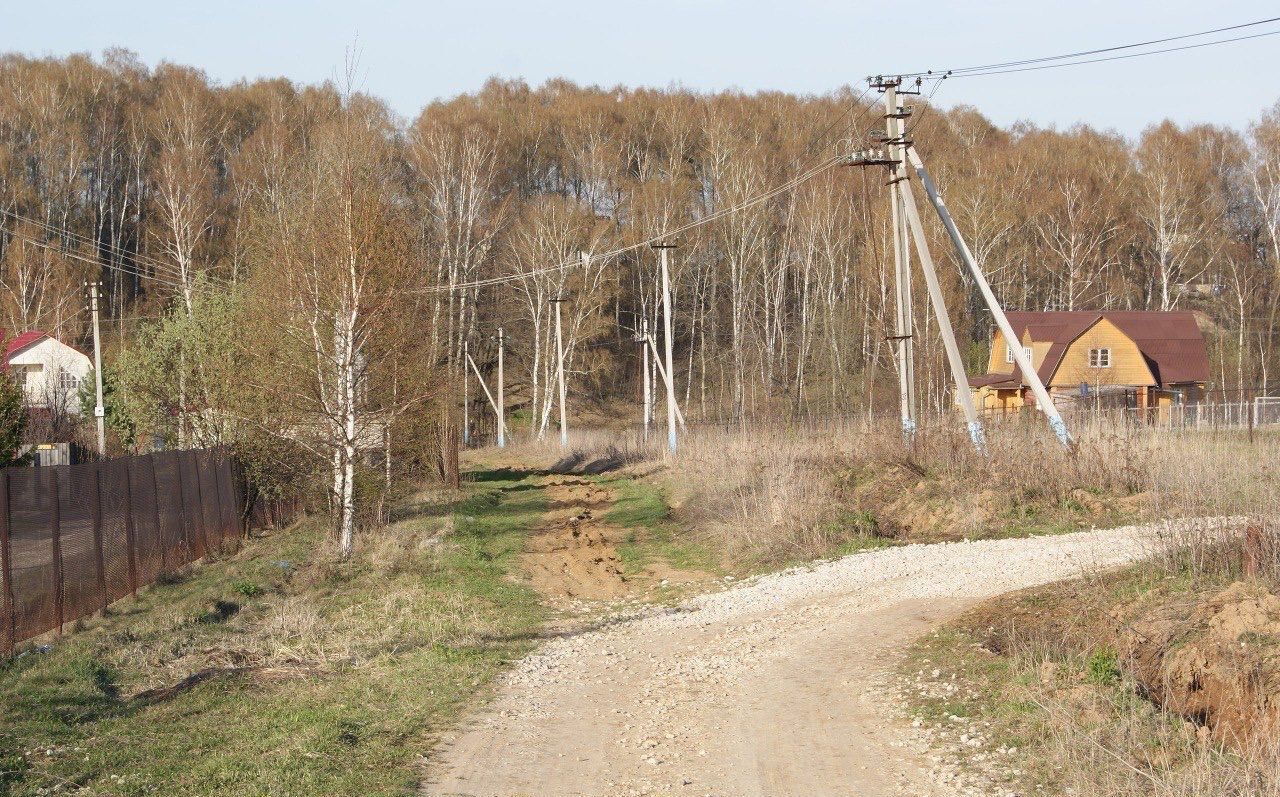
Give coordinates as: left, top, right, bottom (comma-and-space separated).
86, 281, 106, 457
551, 297, 568, 448
462, 340, 470, 448
905, 147, 1073, 450
845, 77, 984, 452
645, 334, 687, 429
497, 327, 505, 448
652, 242, 678, 454
883, 83, 918, 439
896, 164, 987, 450
640, 317, 651, 442
467, 349, 507, 447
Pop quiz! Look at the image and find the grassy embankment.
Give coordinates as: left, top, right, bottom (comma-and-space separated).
0, 471, 546, 797
546, 418, 1161, 568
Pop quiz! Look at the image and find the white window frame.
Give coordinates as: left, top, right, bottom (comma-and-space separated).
57, 371, 80, 392
1006, 345, 1033, 365
1088, 347, 1112, 368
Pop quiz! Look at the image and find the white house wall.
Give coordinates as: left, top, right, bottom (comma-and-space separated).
8, 338, 93, 416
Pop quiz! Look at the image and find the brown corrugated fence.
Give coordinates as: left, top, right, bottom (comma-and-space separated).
0, 448, 251, 655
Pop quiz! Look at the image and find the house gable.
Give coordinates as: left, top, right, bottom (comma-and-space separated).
1047, 318, 1155, 389
986, 328, 1015, 374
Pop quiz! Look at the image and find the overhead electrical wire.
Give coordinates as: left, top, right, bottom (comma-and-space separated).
3, 228, 191, 292
890, 16, 1280, 80
419, 93, 884, 295
0, 207, 216, 288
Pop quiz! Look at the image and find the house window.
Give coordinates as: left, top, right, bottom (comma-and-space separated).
1088, 347, 1112, 368
57, 371, 80, 392
1005, 345, 1033, 364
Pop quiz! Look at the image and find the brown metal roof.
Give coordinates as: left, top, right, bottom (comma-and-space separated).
983, 310, 1209, 387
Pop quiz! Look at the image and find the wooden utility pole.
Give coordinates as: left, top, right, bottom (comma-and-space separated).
883, 84, 917, 438
497, 327, 505, 449
87, 281, 106, 457
551, 297, 568, 448
652, 242, 678, 454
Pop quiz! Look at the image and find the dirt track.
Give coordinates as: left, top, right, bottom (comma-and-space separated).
424, 490, 1160, 796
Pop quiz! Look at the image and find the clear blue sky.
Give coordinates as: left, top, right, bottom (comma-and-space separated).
6, 0, 1279, 136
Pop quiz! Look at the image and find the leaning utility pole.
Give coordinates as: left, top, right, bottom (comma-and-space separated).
644, 334, 687, 430
467, 348, 507, 447
904, 147, 1073, 449
551, 296, 569, 448
652, 242, 678, 454
86, 281, 106, 457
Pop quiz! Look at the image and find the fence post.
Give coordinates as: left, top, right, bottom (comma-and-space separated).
1, 472, 14, 657
91, 464, 107, 612
213, 451, 234, 548
150, 454, 168, 571
123, 459, 138, 598
191, 451, 212, 556
50, 468, 63, 637
173, 451, 195, 561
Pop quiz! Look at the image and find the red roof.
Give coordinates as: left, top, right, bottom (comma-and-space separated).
5, 331, 48, 360
972, 311, 1210, 388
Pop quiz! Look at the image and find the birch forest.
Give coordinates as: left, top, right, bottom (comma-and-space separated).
3, 51, 1280, 542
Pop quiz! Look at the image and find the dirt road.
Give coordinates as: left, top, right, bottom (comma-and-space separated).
424, 513, 1160, 796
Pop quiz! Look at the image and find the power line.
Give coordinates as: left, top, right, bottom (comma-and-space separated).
890, 15, 1280, 79
0, 207, 211, 288
3, 228, 191, 292
953, 29, 1280, 78
418, 94, 883, 295
414, 155, 845, 294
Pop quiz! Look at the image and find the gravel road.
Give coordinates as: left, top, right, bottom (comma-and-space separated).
423, 524, 1164, 797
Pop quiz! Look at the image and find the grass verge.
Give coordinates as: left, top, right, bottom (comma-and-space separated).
0, 473, 546, 797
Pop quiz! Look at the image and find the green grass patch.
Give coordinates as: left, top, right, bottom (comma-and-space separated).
0, 472, 547, 797
604, 477, 720, 578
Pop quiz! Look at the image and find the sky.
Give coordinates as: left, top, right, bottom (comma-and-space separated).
4, 0, 1279, 137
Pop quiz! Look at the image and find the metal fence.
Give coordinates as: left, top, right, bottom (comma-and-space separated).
0, 448, 246, 655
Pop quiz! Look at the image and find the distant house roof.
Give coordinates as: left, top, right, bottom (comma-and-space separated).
5, 331, 48, 360
971, 311, 1210, 388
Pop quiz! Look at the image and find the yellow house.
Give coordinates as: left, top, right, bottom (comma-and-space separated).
969, 311, 1210, 415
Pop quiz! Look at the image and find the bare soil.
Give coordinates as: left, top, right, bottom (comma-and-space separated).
519, 477, 711, 606
521, 478, 630, 603
965, 571, 1280, 749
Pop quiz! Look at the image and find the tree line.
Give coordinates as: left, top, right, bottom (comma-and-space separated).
2, 50, 1279, 549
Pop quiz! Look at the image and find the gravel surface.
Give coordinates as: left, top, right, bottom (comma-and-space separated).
423, 523, 1168, 797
